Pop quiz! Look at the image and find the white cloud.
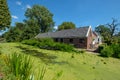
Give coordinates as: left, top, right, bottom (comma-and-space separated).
26, 4, 31, 9
16, 1, 22, 6
12, 15, 18, 19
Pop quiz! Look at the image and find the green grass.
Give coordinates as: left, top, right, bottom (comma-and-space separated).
0, 43, 120, 80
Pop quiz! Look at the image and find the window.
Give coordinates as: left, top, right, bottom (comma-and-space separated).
69, 39, 73, 43
60, 38, 63, 42
79, 39, 84, 43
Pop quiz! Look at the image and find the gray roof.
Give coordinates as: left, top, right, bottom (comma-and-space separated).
35, 26, 90, 38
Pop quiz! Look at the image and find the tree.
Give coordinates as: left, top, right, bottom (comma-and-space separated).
20, 19, 40, 40
95, 25, 111, 43
107, 18, 120, 38
24, 19, 40, 35
4, 19, 41, 42
25, 5, 54, 33
15, 22, 25, 30
58, 22, 76, 31
95, 18, 120, 45
0, 0, 11, 30
4, 27, 21, 42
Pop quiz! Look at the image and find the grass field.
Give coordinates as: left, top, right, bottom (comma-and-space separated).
0, 43, 120, 80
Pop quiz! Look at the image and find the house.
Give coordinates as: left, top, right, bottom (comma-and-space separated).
35, 26, 101, 49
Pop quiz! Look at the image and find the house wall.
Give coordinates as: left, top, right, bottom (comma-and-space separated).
54, 38, 87, 49
87, 29, 93, 49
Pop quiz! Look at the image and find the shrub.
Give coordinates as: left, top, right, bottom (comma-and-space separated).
55, 43, 74, 52
100, 46, 113, 57
22, 38, 74, 52
110, 44, 120, 58
97, 44, 106, 53
22, 39, 39, 46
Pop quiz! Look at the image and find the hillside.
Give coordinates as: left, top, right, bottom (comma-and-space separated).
0, 43, 120, 80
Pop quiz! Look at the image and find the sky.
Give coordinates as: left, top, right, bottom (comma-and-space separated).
7, 0, 120, 30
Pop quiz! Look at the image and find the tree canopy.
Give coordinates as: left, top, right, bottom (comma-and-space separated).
95, 25, 111, 43
58, 22, 76, 31
25, 5, 54, 33
0, 0, 11, 30
106, 18, 120, 38
95, 18, 120, 44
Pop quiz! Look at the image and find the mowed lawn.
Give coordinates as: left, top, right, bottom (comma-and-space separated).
0, 43, 120, 80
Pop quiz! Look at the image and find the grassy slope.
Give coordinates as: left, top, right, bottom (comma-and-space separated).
0, 43, 120, 80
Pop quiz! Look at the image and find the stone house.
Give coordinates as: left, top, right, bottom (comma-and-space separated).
35, 26, 101, 49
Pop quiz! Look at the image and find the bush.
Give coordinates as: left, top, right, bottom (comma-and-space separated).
55, 43, 74, 52
22, 39, 39, 46
22, 38, 74, 52
97, 44, 106, 53
100, 46, 113, 57
110, 44, 120, 58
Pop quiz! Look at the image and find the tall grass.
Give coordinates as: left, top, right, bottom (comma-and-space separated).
36, 66, 46, 80
4, 53, 33, 80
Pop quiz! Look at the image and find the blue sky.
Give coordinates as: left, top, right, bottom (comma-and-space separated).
7, 0, 120, 30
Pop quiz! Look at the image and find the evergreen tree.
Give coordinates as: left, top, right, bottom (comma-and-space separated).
0, 0, 11, 30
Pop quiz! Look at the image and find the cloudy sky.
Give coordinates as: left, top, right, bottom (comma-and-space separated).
7, 0, 120, 29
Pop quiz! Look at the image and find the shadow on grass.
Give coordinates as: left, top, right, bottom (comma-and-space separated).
15, 46, 69, 65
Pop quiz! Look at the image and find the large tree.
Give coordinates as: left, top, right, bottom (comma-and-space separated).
95, 25, 111, 43
20, 19, 40, 40
0, 0, 11, 30
58, 22, 76, 31
107, 18, 120, 38
25, 5, 54, 33
95, 18, 120, 44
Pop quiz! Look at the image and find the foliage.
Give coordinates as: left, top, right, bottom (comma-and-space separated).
58, 22, 76, 31
4, 20, 40, 42
0, 0, 11, 30
95, 25, 111, 43
22, 39, 39, 46
98, 44, 120, 58
4, 4, 55, 42
97, 44, 106, 53
25, 5, 54, 33
111, 44, 120, 58
95, 18, 120, 45
100, 46, 114, 57
106, 18, 120, 38
3, 53, 33, 80
4, 27, 21, 42
22, 38, 74, 52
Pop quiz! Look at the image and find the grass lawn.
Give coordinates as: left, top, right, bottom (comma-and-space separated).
0, 43, 120, 80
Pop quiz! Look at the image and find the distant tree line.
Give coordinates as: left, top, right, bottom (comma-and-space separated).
0, 0, 120, 45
